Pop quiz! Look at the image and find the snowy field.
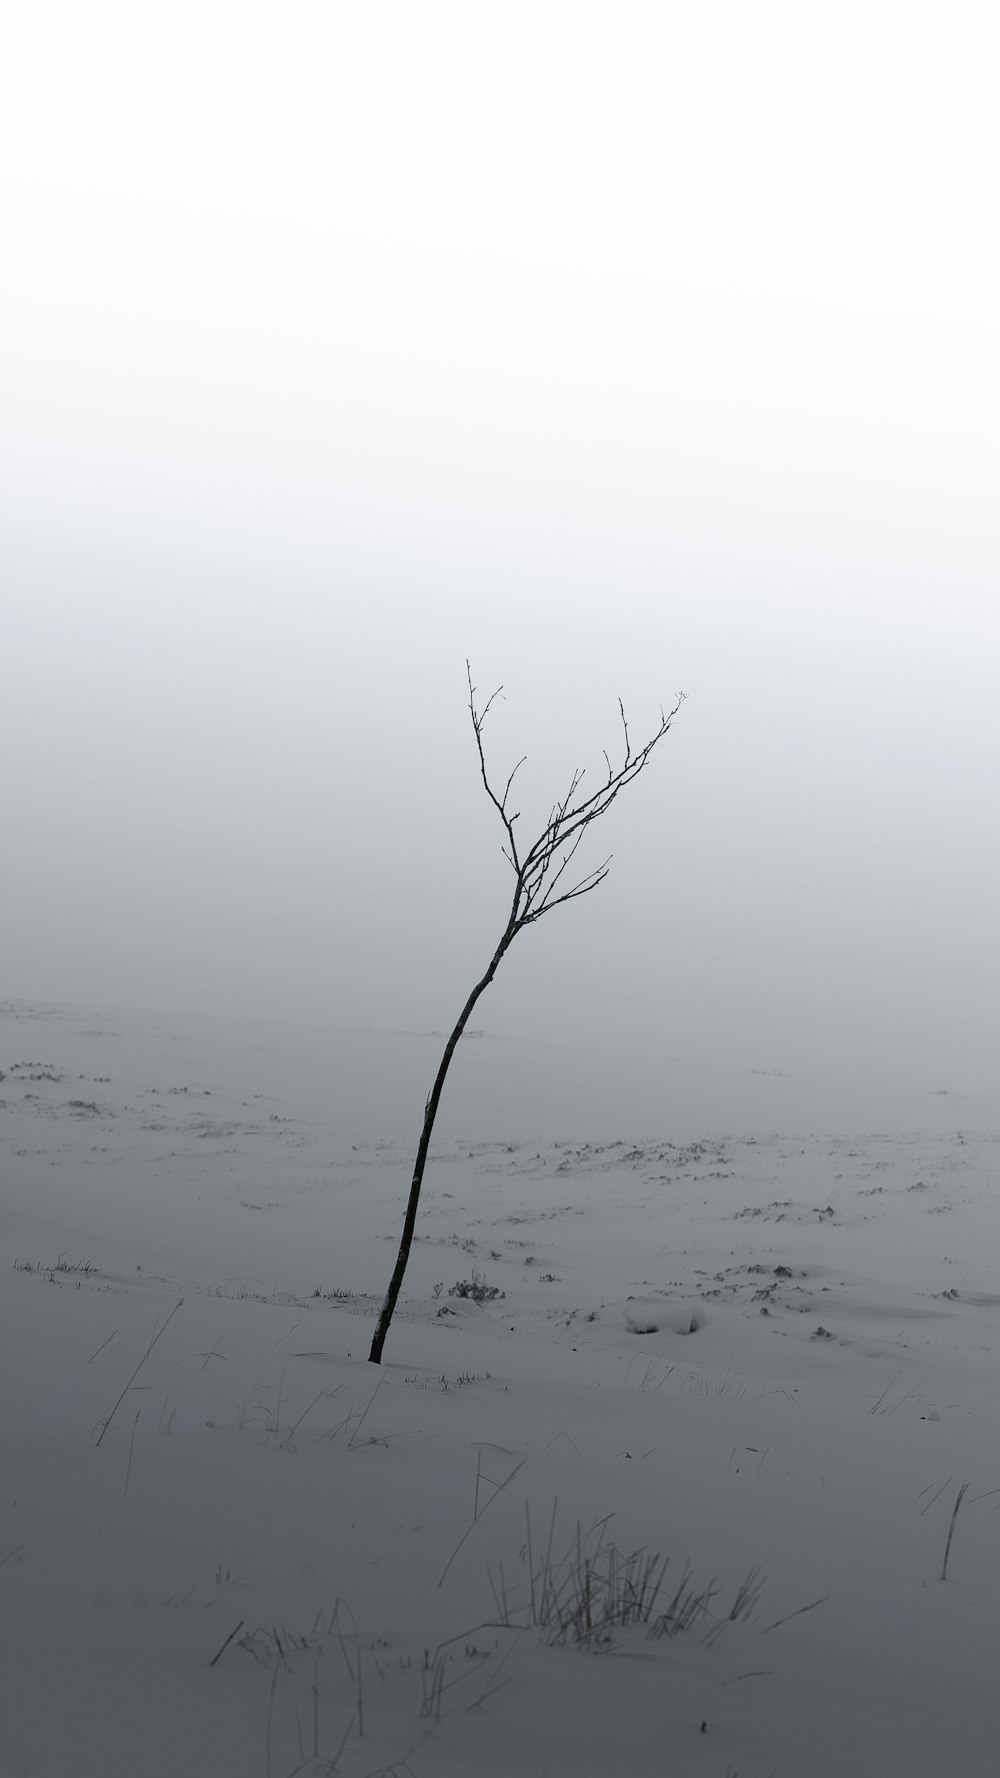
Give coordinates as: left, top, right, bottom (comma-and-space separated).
3, 999, 999, 1778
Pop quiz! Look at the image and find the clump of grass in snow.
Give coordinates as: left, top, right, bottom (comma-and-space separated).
214, 1599, 444, 1776
14, 1254, 99, 1279
486, 1502, 766, 1653
228, 1377, 387, 1453
211, 1475, 769, 1773
448, 1272, 505, 1304
404, 1372, 493, 1392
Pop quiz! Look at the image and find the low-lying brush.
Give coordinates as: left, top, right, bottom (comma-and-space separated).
448, 1272, 505, 1304
14, 1255, 99, 1280
488, 1503, 766, 1653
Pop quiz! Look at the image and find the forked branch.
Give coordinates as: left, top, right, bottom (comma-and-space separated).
467, 661, 684, 928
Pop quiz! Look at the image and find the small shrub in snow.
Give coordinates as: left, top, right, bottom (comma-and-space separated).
448, 1272, 505, 1305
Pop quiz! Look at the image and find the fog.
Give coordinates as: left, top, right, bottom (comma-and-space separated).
3, 3, 998, 1098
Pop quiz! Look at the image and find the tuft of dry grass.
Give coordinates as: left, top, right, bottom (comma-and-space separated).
487, 1500, 766, 1653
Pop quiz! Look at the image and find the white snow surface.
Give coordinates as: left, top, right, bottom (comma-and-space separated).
2, 999, 999, 1778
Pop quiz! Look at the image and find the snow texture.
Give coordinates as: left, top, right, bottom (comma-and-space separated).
2, 999, 999, 1777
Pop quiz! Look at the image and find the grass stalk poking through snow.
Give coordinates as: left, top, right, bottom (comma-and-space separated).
489, 1501, 758, 1651
208, 1620, 245, 1668
763, 1595, 829, 1634
281, 1386, 344, 1452
941, 1481, 970, 1582
94, 1297, 184, 1447
123, 1409, 140, 1499
347, 1378, 383, 1449
437, 1455, 527, 1587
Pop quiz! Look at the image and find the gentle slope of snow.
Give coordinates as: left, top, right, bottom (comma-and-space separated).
2, 1000, 999, 1777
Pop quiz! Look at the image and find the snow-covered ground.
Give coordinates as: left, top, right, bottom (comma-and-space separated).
3, 999, 999, 1778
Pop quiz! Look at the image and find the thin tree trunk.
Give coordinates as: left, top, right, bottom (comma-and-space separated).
368, 920, 517, 1364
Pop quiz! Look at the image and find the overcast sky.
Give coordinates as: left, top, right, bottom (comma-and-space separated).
3, 2, 998, 1095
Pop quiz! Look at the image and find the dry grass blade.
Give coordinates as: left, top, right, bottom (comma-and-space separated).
438, 1457, 526, 1587
941, 1481, 970, 1581
94, 1297, 184, 1447
123, 1408, 140, 1499
763, 1595, 830, 1634
208, 1619, 245, 1668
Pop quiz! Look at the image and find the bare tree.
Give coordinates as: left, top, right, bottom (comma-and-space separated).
368, 665, 684, 1364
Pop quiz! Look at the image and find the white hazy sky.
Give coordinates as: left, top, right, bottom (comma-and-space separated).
3, 2, 998, 1093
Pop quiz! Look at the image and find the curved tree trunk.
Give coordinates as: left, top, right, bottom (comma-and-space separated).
368, 921, 516, 1364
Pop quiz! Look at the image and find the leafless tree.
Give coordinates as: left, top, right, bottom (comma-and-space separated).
368, 665, 684, 1364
